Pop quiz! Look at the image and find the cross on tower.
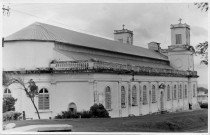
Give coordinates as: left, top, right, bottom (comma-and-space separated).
122, 24, 125, 30
178, 18, 182, 24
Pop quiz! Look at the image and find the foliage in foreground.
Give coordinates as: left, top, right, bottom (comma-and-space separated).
55, 103, 110, 119
200, 103, 208, 109
3, 96, 17, 113
3, 111, 22, 121
195, 41, 208, 65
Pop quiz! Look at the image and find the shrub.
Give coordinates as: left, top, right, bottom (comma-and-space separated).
90, 104, 110, 118
200, 103, 208, 108
59, 111, 79, 119
55, 104, 110, 119
79, 110, 92, 118
3, 96, 17, 113
3, 111, 22, 121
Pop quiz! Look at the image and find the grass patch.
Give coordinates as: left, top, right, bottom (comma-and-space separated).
3, 109, 208, 132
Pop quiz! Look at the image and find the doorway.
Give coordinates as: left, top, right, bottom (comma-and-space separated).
68, 102, 77, 113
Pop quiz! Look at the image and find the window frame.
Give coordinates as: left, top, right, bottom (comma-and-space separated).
105, 86, 112, 110
173, 85, 177, 100
132, 85, 137, 106
193, 84, 196, 97
121, 86, 126, 108
176, 34, 182, 44
167, 85, 171, 101
152, 85, 156, 103
179, 84, 182, 99
38, 88, 50, 110
185, 84, 187, 98
3, 88, 12, 98
143, 85, 147, 105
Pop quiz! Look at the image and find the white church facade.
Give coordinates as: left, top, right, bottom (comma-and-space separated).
3, 21, 199, 119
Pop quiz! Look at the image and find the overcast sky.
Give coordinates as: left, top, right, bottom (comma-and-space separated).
2, 2, 208, 86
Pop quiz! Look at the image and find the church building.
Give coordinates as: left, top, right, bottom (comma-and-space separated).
3, 20, 199, 119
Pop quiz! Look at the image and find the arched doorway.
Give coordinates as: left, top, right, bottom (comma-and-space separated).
68, 102, 77, 113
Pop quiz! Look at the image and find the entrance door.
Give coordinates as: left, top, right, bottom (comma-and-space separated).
160, 91, 164, 111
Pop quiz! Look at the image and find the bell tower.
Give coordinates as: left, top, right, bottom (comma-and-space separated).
171, 18, 190, 45
114, 24, 133, 45
168, 19, 195, 71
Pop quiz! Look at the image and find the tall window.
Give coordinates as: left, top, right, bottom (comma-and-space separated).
179, 84, 182, 99
38, 88, 49, 110
4, 88, 12, 98
185, 84, 187, 98
139, 86, 142, 102
176, 34, 182, 44
143, 85, 147, 105
132, 85, 137, 106
128, 88, 131, 106
173, 85, 177, 100
121, 86, 126, 108
152, 85, 156, 103
193, 84, 196, 97
105, 86, 111, 110
167, 85, 170, 101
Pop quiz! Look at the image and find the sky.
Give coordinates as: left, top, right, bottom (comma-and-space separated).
1, 2, 209, 87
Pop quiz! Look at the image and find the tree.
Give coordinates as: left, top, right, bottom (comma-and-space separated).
194, 3, 209, 12
194, 3, 208, 65
3, 96, 17, 113
3, 72, 40, 119
195, 41, 208, 65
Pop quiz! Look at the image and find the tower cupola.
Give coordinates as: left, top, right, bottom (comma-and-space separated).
114, 24, 133, 45
170, 18, 190, 46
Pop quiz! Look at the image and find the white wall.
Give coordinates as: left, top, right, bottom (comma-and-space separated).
6, 72, 199, 119
3, 41, 54, 71
171, 27, 190, 45
168, 51, 194, 71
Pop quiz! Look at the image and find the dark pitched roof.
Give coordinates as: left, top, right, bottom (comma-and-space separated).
5, 22, 168, 61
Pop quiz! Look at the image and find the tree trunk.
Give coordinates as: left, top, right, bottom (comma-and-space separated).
30, 97, 40, 119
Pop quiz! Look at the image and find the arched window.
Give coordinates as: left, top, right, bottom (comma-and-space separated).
143, 85, 147, 105
132, 85, 137, 106
105, 86, 111, 110
121, 86, 126, 108
3, 88, 12, 98
68, 102, 77, 113
38, 88, 49, 110
179, 84, 182, 99
185, 84, 187, 98
152, 85, 156, 103
173, 85, 177, 100
167, 85, 170, 100
193, 84, 196, 97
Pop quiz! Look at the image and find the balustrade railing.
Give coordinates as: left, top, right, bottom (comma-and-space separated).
50, 60, 197, 77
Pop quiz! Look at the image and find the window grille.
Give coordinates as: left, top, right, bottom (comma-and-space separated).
185, 84, 187, 98
152, 85, 156, 103
193, 84, 196, 97
132, 85, 137, 106
176, 34, 182, 44
121, 86, 126, 108
105, 86, 111, 110
38, 88, 49, 110
143, 85, 147, 105
174, 85, 177, 100
3, 88, 12, 98
179, 84, 182, 99
167, 85, 170, 100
